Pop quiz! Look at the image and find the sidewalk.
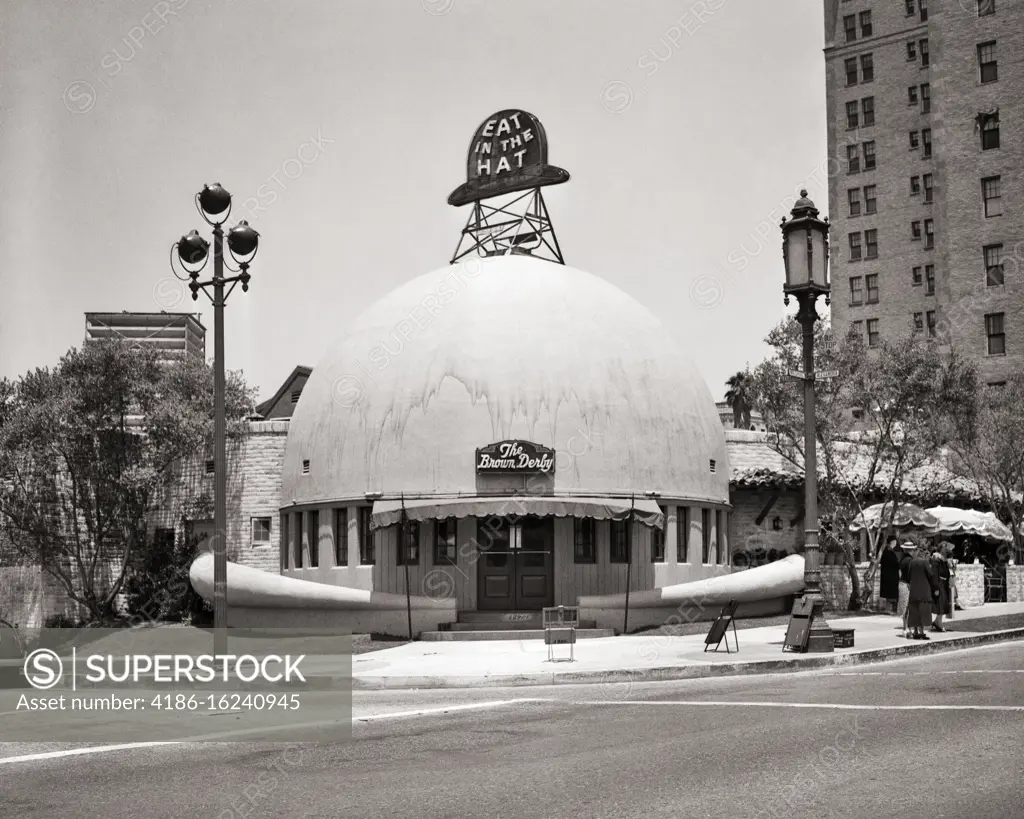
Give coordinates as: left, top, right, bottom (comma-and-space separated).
343, 602, 1024, 690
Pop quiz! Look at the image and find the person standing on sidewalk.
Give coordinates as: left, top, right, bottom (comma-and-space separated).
880, 539, 902, 614
897, 540, 915, 638
931, 542, 953, 632
907, 545, 939, 640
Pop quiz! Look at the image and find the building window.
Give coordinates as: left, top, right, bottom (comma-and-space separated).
862, 141, 876, 170
980, 112, 1000, 150
906, 0, 915, 15
574, 518, 597, 564
701, 509, 711, 564
849, 232, 862, 261
334, 508, 348, 567
920, 0, 928, 21
907, 41, 917, 61
867, 319, 880, 348
425, 518, 454, 566
986, 313, 1005, 355
859, 10, 872, 37
912, 266, 923, 286
908, 86, 918, 106
846, 100, 859, 129
610, 520, 630, 564
294, 511, 304, 568
909, 131, 920, 150
978, 0, 995, 17
847, 145, 860, 174
861, 53, 874, 82
924, 220, 934, 248
910, 175, 921, 195
844, 14, 857, 41
914, 312, 924, 332
920, 40, 929, 68
982, 176, 1002, 217
985, 244, 1004, 286
927, 311, 937, 338
251, 517, 271, 549
845, 57, 858, 86
925, 264, 935, 294
849, 276, 864, 305
359, 507, 374, 565
651, 511, 666, 563
865, 273, 879, 303
848, 188, 861, 216
865, 229, 878, 259
923, 174, 933, 202
920, 83, 930, 113
922, 128, 932, 157
397, 520, 419, 565
717, 510, 727, 565
280, 514, 289, 572
912, 220, 922, 241
676, 507, 689, 562
978, 42, 997, 83
864, 184, 877, 214
308, 510, 319, 567
861, 97, 875, 127
852, 319, 864, 337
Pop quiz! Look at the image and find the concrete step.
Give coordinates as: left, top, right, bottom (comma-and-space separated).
447, 620, 597, 631
457, 611, 545, 624
421, 628, 615, 641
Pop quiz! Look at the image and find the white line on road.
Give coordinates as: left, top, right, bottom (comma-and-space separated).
0, 699, 550, 767
835, 671, 1024, 676
581, 700, 1024, 711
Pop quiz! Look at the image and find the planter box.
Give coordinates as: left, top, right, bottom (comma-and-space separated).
833, 628, 855, 648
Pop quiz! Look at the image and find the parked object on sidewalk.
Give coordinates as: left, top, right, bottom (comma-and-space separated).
833, 628, 855, 648
704, 600, 740, 654
543, 606, 578, 663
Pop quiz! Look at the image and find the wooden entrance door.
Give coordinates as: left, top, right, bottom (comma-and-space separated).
476, 517, 554, 610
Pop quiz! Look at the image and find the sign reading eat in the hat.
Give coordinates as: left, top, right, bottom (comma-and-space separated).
476, 440, 555, 474
448, 109, 570, 207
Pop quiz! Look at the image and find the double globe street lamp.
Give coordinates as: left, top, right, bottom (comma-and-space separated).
780, 190, 834, 653
170, 184, 260, 655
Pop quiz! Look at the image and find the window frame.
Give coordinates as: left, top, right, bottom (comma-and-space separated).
847, 144, 860, 174
849, 276, 864, 306
865, 273, 879, 304
909, 130, 920, 150
924, 219, 934, 249
908, 86, 918, 106
910, 175, 921, 195
919, 39, 929, 68
848, 187, 861, 216
985, 244, 1004, 287
912, 220, 922, 241
251, 517, 272, 549
925, 264, 935, 295
848, 232, 863, 261
860, 53, 874, 82
978, 0, 995, 17
982, 176, 1002, 217
861, 96, 875, 127
676, 507, 689, 563
926, 311, 937, 338
920, 83, 930, 114
912, 266, 923, 286
396, 519, 420, 566
906, 41, 917, 61
866, 318, 880, 348
914, 312, 924, 333
980, 113, 1000, 150
651, 508, 666, 563
294, 511, 304, 569
846, 100, 859, 130
701, 509, 712, 564
862, 141, 876, 171
863, 184, 877, 214
573, 517, 597, 564
923, 173, 933, 203
985, 313, 1005, 355
978, 41, 997, 83
334, 508, 348, 567
844, 14, 857, 42
922, 128, 932, 157
433, 517, 458, 565
845, 57, 858, 86
359, 507, 375, 565
609, 519, 631, 564
307, 510, 319, 568
859, 10, 872, 37
864, 228, 878, 259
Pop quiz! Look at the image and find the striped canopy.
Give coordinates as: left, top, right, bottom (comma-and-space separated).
926, 507, 1014, 543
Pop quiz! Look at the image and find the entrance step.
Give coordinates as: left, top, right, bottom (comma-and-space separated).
457, 611, 545, 624
447, 620, 597, 632
421, 628, 615, 642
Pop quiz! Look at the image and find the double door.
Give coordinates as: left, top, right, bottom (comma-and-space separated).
477, 517, 554, 610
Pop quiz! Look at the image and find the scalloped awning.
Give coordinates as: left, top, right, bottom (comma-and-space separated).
370, 496, 665, 531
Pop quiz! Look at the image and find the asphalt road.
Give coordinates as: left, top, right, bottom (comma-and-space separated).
2, 642, 1023, 819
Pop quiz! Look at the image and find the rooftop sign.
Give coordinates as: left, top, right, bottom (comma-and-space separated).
476, 440, 555, 475
448, 109, 570, 207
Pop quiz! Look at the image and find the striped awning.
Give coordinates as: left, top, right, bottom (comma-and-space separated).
370, 496, 664, 531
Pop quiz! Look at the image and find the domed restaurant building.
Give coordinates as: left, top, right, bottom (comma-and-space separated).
178, 110, 809, 637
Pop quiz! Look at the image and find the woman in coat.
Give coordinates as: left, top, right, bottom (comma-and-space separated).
931, 543, 953, 632
898, 541, 915, 638
880, 540, 902, 613
907, 546, 939, 640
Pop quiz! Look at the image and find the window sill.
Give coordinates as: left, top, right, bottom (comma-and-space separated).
848, 258, 863, 264
865, 254, 878, 261
986, 352, 1007, 358
850, 302, 864, 308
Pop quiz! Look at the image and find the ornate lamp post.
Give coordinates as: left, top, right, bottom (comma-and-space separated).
780, 190, 834, 653
171, 184, 260, 655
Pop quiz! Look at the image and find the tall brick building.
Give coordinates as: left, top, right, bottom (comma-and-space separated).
824, 0, 1023, 385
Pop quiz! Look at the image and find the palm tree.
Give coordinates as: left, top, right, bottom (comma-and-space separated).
725, 371, 753, 430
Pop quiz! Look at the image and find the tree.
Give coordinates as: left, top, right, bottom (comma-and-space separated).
0, 339, 256, 623
946, 375, 1024, 561
748, 319, 977, 609
724, 371, 753, 429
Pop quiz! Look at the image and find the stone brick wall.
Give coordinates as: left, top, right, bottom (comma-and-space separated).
1006, 565, 1024, 603
728, 486, 804, 563
820, 563, 886, 612
953, 562, 985, 608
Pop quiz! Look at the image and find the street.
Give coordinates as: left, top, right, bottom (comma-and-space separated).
2, 641, 1022, 818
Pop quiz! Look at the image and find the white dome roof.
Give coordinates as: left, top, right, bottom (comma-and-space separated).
281, 254, 729, 505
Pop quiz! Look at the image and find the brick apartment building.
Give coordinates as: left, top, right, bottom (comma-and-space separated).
824, 0, 1023, 385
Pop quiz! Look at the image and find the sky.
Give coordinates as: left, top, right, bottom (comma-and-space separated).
0, 0, 828, 403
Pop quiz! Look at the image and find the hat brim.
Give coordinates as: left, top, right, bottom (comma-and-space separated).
448, 165, 570, 207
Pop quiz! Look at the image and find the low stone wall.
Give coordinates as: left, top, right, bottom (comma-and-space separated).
1007, 566, 1024, 603
819, 564, 886, 613
820, 561, 997, 611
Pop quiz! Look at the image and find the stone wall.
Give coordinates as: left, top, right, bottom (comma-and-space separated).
728, 486, 804, 563
954, 562, 985, 608
820, 563, 886, 613
820, 560, 995, 612
1006, 565, 1024, 603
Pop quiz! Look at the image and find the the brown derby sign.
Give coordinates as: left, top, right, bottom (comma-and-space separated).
476, 440, 555, 474
448, 109, 570, 207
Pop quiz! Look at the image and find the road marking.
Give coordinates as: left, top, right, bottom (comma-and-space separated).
0, 699, 549, 767
835, 670, 1024, 676
581, 700, 1024, 712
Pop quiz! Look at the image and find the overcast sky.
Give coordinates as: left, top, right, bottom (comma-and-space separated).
0, 0, 827, 402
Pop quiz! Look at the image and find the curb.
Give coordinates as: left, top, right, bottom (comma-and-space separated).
344, 627, 1024, 691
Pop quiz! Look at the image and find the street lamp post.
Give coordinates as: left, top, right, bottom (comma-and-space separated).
780, 190, 834, 653
172, 184, 260, 656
